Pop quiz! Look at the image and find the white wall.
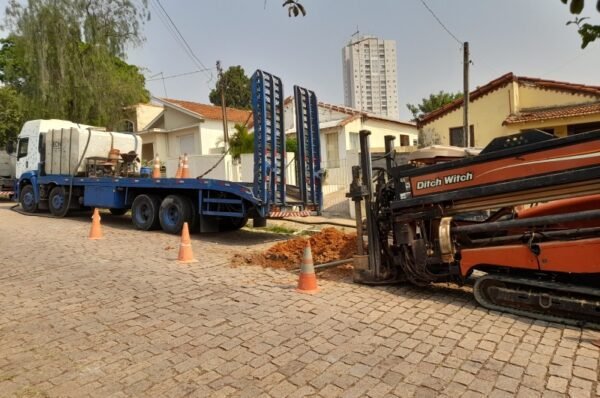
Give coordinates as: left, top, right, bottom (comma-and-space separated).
166, 154, 234, 180
166, 126, 200, 158
239, 153, 297, 185
284, 99, 351, 134
199, 119, 237, 155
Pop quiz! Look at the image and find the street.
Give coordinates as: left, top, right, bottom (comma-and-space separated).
0, 201, 598, 398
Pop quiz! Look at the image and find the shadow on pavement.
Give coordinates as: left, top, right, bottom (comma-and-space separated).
4, 203, 291, 245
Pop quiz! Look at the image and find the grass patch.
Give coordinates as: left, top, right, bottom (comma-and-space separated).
259, 225, 298, 235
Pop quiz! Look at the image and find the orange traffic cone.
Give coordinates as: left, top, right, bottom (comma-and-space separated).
152, 154, 161, 179
175, 156, 183, 178
89, 208, 103, 240
296, 241, 319, 294
181, 153, 190, 178
177, 222, 196, 263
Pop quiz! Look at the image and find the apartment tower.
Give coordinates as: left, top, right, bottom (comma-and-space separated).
342, 36, 398, 118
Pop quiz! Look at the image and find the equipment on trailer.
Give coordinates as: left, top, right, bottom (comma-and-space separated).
13, 70, 323, 233
348, 129, 600, 327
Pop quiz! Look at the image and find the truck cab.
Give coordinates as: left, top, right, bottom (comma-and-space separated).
15, 119, 86, 178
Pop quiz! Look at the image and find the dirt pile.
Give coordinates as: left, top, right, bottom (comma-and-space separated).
234, 228, 358, 270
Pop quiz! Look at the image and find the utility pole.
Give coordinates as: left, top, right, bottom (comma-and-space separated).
216, 61, 229, 150
463, 42, 470, 147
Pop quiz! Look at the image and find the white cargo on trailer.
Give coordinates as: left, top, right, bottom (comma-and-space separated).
45, 126, 141, 176
0, 149, 13, 178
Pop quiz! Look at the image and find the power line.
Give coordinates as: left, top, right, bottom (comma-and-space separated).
152, 0, 213, 81
148, 1, 205, 77
146, 68, 216, 82
418, 0, 462, 45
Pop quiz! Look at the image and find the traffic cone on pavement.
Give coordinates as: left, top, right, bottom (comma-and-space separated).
296, 241, 319, 294
181, 153, 190, 178
175, 156, 183, 178
89, 208, 103, 240
177, 222, 196, 263
152, 154, 161, 179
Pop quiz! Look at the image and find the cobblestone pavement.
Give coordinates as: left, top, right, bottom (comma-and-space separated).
0, 201, 599, 398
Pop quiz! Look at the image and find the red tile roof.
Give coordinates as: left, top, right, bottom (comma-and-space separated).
418, 73, 600, 126
503, 101, 600, 125
158, 98, 253, 125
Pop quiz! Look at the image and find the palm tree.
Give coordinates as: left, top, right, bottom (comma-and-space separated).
228, 123, 254, 160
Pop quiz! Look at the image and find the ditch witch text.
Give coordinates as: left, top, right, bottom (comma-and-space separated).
415, 171, 474, 190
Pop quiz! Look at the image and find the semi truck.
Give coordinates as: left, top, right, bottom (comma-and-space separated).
10, 70, 323, 233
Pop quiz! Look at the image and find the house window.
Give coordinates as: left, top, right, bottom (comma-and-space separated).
142, 143, 154, 163
349, 132, 359, 151
325, 133, 340, 168
400, 134, 410, 147
122, 120, 134, 132
567, 121, 600, 135
179, 134, 195, 154
449, 125, 475, 147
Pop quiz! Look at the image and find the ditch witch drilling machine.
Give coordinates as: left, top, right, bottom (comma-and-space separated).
348, 129, 600, 327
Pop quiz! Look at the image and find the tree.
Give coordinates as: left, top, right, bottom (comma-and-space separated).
0, 36, 25, 89
2, 0, 150, 129
228, 124, 299, 160
406, 91, 463, 121
209, 66, 251, 110
229, 123, 254, 160
0, 86, 23, 147
281, 1, 599, 48
282, 0, 306, 17
562, 0, 600, 48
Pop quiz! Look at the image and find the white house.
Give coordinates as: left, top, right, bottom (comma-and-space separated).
282, 98, 418, 217
283, 97, 417, 184
137, 98, 252, 179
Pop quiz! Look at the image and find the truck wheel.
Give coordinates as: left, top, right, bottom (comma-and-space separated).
48, 186, 69, 217
159, 194, 193, 234
19, 185, 38, 213
109, 208, 128, 216
131, 194, 161, 230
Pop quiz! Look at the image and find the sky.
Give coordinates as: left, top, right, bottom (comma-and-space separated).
2, 0, 600, 120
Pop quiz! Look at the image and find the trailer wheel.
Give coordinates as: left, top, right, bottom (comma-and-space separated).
159, 194, 193, 234
109, 208, 128, 216
182, 196, 198, 231
131, 194, 161, 230
48, 186, 69, 217
220, 216, 248, 232
19, 185, 38, 213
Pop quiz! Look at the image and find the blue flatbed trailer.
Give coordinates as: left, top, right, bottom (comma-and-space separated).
13, 70, 323, 234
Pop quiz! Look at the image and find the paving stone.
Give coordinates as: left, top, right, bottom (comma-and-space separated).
546, 376, 569, 393
0, 203, 596, 398
517, 385, 542, 398
495, 375, 520, 393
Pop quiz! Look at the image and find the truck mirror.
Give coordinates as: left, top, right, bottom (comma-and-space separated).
6, 140, 15, 154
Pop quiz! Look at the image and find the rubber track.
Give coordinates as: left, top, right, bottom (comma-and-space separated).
473, 274, 600, 330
